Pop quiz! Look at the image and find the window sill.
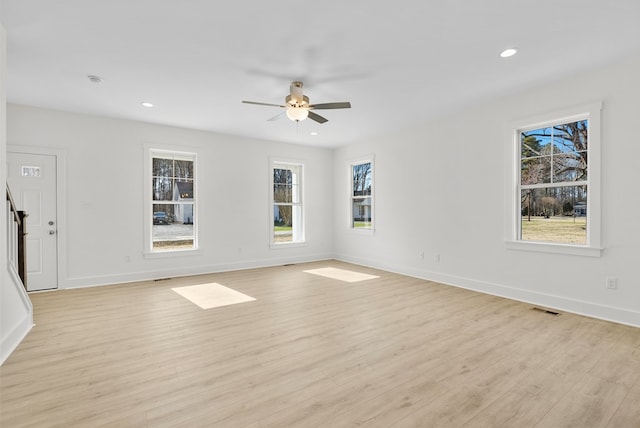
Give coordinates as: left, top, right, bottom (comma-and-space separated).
270, 241, 307, 249
349, 227, 375, 235
505, 240, 602, 257
144, 249, 202, 259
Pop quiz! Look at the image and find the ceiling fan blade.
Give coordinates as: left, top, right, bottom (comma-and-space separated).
267, 111, 285, 122
309, 102, 352, 110
308, 111, 328, 124
242, 101, 286, 108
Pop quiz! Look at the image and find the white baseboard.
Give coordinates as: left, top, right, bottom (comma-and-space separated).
1, 266, 34, 365
335, 253, 640, 328
62, 253, 334, 289
1, 312, 33, 366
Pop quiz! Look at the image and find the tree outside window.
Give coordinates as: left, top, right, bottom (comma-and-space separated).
351, 160, 373, 229
272, 162, 303, 245
519, 120, 588, 244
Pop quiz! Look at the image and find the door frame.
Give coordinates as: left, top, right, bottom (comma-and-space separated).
8, 145, 67, 290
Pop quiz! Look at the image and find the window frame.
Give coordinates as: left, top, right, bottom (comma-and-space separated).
505, 102, 602, 257
269, 159, 305, 247
349, 156, 375, 233
144, 145, 199, 257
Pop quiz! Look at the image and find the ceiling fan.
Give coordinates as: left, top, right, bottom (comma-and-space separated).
242, 81, 351, 124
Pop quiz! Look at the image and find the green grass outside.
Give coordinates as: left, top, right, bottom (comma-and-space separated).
354, 221, 372, 229
521, 216, 587, 244
274, 226, 292, 232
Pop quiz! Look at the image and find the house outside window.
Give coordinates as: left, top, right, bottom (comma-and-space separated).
507, 102, 601, 257
351, 158, 373, 230
271, 161, 304, 245
148, 149, 197, 252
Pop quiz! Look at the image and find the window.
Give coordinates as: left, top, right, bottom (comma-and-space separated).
21, 166, 41, 177
350, 158, 373, 230
148, 149, 197, 253
271, 161, 304, 245
508, 102, 601, 256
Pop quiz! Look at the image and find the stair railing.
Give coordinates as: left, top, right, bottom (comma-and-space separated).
6, 185, 27, 289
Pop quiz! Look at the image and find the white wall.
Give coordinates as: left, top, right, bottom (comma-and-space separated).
4, 48, 639, 368
6, 105, 334, 288
334, 55, 640, 327
1, 21, 34, 365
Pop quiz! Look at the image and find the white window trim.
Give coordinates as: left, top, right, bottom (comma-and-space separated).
505, 102, 602, 257
349, 155, 375, 234
143, 144, 199, 257
269, 158, 306, 248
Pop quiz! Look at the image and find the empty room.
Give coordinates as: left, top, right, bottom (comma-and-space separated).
1, 1, 640, 427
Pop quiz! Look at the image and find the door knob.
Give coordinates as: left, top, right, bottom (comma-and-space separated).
49, 230, 56, 235
48, 220, 55, 226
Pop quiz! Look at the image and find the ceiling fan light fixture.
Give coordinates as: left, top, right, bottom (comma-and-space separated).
286, 107, 309, 122
243, 81, 350, 124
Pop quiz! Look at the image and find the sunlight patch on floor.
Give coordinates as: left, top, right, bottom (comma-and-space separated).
303, 267, 379, 283
171, 283, 255, 309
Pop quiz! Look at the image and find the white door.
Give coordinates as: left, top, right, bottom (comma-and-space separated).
6, 152, 58, 291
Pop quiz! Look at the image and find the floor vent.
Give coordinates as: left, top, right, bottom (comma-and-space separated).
532, 307, 560, 316
154, 277, 172, 282
283, 263, 296, 266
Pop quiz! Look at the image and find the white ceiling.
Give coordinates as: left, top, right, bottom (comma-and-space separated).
2, 1, 640, 147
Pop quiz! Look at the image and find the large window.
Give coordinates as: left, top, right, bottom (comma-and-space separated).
271, 161, 304, 245
149, 150, 197, 252
508, 103, 601, 256
351, 158, 373, 230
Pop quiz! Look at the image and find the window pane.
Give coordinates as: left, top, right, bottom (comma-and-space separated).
352, 162, 372, 197
174, 160, 193, 179
352, 197, 372, 228
176, 180, 194, 199
274, 168, 293, 203
521, 127, 553, 158
520, 186, 587, 244
153, 177, 173, 201
553, 120, 588, 153
274, 184, 292, 203
152, 203, 194, 251
152, 158, 173, 177
274, 205, 292, 243
274, 168, 292, 185
521, 133, 543, 158
553, 153, 587, 182
521, 157, 551, 185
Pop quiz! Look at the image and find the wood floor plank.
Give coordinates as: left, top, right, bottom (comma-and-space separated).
534, 373, 629, 428
463, 368, 581, 427
2, 260, 639, 427
607, 378, 640, 428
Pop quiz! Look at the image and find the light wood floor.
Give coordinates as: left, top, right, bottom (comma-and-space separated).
2, 260, 640, 427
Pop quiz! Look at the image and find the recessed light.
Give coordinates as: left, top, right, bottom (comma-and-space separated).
141, 102, 154, 108
87, 75, 103, 84
500, 48, 518, 58
310, 132, 318, 136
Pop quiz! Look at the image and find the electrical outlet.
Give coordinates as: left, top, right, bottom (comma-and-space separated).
434, 253, 441, 263
419, 251, 424, 260
606, 277, 618, 289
